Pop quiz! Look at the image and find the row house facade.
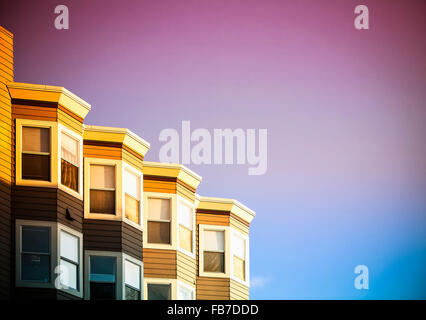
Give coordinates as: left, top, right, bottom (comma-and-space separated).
0, 26, 255, 300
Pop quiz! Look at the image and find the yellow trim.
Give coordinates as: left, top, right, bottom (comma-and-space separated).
15, 119, 59, 188
7, 82, 91, 119
143, 161, 202, 190
197, 196, 255, 224
83, 125, 150, 159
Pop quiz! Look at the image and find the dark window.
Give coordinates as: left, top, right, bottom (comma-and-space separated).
147, 221, 170, 244
89, 256, 116, 300
21, 226, 50, 282
147, 284, 171, 300
125, 285, 140, 300
22, 127, 50, 181
90, 165, 116, 214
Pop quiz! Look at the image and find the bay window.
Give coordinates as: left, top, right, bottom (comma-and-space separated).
16, 220, 83, 297
147, 198, 171, 244
21, 126, 50, 181
177, 282, 195, 300
90, 164, 116, 214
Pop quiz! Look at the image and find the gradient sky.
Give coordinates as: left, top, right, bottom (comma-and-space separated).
1, 0, 425, 299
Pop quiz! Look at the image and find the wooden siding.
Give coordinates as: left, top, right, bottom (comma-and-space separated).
177, 251, 196, 286
83, 219, 143, 260
143, 176, 176, 194
230, 279, 249, 300
83, 141, 122, 160
0, 26, 13, 299
122, 147, 143, 172
143, 176, 196, 202
143, 248, 177, 279
196, 277, 230, 300
14, 287, 81, 300
58, 106, 83, 135
230, 215, 249, 236
12, 186, 84, 232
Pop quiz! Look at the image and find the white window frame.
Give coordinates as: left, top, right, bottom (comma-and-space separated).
122, 162, 143, 230
15, 119, 58, 188
123, 255, 144, 300
58, 123, 83, 199
84, 250, 143, 300
84, 158, 123, 221
143, 192, 176, 250
177, 280, 195, 300
198, 224, 230, 278
230, 229, 250, 287
15, 219, 83, 298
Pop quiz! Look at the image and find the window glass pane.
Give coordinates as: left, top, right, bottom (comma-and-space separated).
204, 230, 224, 252
178, 202, 192, 230
124, 170, 139, 199
61, 159, 78, 191
148, 198, 170, 220
60, 231, 78, 263
178, 286, 193, 300
147, 284, 171, 300
22, 153, 50, 181
90, 165, 115, 189
21, 254, 50, 282
148, 221, 170, 244
90, 190, 115, 214
233, 235, 245, 259
125, 194, 139, 224
179, 225, 192, 252
90, 282, 116, 300
22, 226, 50, 253
60, 259, 78, 289
124, 260, 140, 290
61, 132, 79, 165
233, 256, 245, 281
204, 251, 224, 273
125, 285, 140, 300
90, 256, 116, 283
22, 127, 50, 153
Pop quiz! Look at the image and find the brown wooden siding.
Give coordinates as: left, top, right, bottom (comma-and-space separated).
196, 277, 230, 300
83, 219, 143, 260
143, 248, 177, 279
0, 26, 13, 299
177, 251, 196, 286
14, 287, 81, 300
12, 186, 84, 232
83, 141, 122, 160
143, 176, 176, 194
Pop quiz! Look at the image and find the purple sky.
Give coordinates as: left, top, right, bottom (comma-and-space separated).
1, 0, 425, 299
